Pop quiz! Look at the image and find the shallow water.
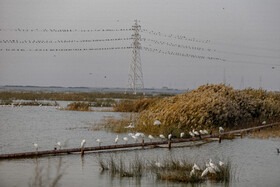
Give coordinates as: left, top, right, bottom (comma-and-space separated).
0, 105, 280, 187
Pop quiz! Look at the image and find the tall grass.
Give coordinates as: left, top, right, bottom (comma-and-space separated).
97, 155, 232, 184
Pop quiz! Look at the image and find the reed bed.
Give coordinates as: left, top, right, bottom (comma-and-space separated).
97, 156, 231, 184
135, 84, 280, 136
248, 125, 280, 138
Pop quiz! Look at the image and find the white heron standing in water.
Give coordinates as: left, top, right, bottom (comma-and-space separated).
96, 139, 102, 146
123, 137, 128, 144
148, 135, 154, 141
33, 143, 39, 151
159, 134, 165, 140
115, 135, 119, 144
57, 142, 62, 149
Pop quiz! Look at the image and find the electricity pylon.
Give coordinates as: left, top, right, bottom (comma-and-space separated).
126, 20, 144, 94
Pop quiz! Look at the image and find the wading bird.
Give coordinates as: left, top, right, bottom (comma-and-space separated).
219, 127, 224, 133
193, 163, 200, 171
33, 143, 39, 151
148, 135, 154, 141
159, 134, 165, 140
96, 139, 102, 146
168, 133, 172, 140
123, 137, 128, 144
115, 135, 118, 144
153, 120, 161, 125
219, 161, 224, 167
131, 135, 138, 143
189, 131, 195, 138
180, 132, 185, 138
201, 167, 209, 177
57, 142, 62, 149
81, 139, 86, 149
155, 161, 162, 168
262, 121, 266, 125
209, 159, 220, 172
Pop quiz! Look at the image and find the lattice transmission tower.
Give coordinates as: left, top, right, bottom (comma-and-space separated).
126, 20, 144, 94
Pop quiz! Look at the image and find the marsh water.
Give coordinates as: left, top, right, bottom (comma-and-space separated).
0, 104, 280, 187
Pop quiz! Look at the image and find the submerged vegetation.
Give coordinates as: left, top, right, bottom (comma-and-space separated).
97, 155, 231, 184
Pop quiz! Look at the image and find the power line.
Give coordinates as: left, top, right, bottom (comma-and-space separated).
0, 38, 133, 44
141, 38, 214, 52
141, 29, 211, 43
0, 46, 132, 52
142, 46, 225, 61
0, 28, 132, 32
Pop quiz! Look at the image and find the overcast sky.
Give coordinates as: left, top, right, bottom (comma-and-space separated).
0, 0, 279, 91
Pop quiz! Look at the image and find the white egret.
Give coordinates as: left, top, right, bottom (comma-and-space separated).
153, 120, 161, 125
155, 161, 162, 168
208, 166, 216, 174
199, 130, 204, 134
180, 132, 185, 138
57, 142, 62, 149
219, 127, 224, 133
190, 169, 195, 176
115, 135, 119, 144
96, 139, 102, 146
148, 135, 154, 141
189, 131, 195, 137
128, 133, 134, 137
81, 139, 86, 149
201, 167, 209, 177
123, 137, 128, 144
192, 163, 200, 171
135, 132, 145, 139
193, 129, 199, 136
33, 143, 39, 151
262, 121, 266, 125
125, 123, 135, 128
219, 161, 224, 167
168, 133, 172, 140
131, 135, 138, 143
209, 159, 220, 172
203, 129, 208, 134
159, 134, 165, 140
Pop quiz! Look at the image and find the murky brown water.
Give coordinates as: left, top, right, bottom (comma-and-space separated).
1, 104, 280, 187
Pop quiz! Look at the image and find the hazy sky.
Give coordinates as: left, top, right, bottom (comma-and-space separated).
0, 0, 279, 90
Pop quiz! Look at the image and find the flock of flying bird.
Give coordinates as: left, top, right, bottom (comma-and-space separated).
32, 120, 225, 152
